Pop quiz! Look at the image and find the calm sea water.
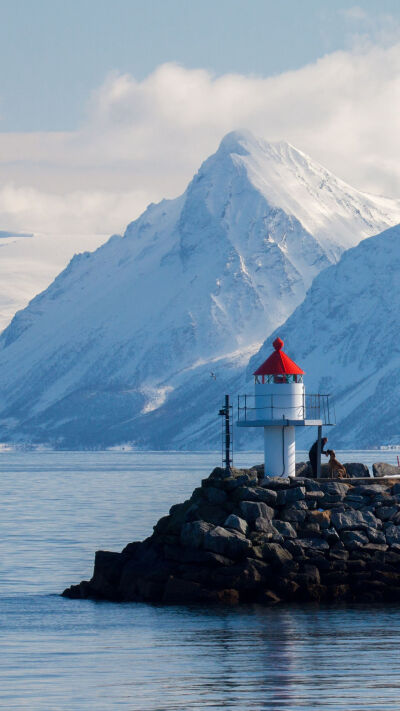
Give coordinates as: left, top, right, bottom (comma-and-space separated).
1, 450, 400, 710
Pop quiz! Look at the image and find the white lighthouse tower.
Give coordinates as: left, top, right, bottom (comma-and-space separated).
237, 337, 331, 478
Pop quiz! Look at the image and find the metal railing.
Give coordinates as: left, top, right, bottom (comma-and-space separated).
237, 393, 335, 425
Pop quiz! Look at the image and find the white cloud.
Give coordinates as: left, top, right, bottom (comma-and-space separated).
1, 41, 400, 238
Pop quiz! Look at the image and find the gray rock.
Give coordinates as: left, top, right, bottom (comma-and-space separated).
277, 486, 306, 506
273, 520, 297, 538
366, 528, 387, 544
340, 530, 369, 549
305, 489, 324, 500
290, 500, 309, 510
285, 540, 306, 558
296, 537, 329, 552
261, 543, 293, 566
234, 485, 277, 505
252, 486, 278, 505
297, 522, 321, 537
324, 527, 341, 545
203, 487, 227, 505
375, 506, 398, 521
298, 564, 321, 585
180, 521, 213, 549
344, 494, 367, 508
329, 546, 349, 561
259, 478, 289, 491
204, 526, 252, 558
319, 481, 349, 497
372, 462, 400, 478
344, 463, 370, 478
223, 473, 258, 492
253, 518, 282, 540
281, 507, 307, 525
224, 514, 248, 535
208, 466, 232, 480
331, 509, 380, 531
239, 500, 274, 523
364, 543, 388, 553
385, 524, 400, 546
351, 484, 388, 497
295, 461, 313, 478
164, 545, 233, 567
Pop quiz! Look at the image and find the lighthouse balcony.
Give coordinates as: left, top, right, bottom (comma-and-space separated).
236, 393, 335, 427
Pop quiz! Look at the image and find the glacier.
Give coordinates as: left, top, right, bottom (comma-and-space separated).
0, 129, 400, 449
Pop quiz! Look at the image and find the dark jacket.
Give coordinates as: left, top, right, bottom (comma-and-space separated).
309, 440, 327, 462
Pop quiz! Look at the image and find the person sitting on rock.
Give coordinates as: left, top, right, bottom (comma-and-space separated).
308, 437, 328, 477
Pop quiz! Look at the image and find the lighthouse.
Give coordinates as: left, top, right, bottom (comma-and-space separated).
237, 337, 332, 478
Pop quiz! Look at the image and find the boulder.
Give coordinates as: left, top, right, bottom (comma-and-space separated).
331, 509, 380, 531
233, 485, 277, 506
350, 484, 388, 497
384, 524, 400, 546
261, 543, 293, 566
281, 507, 307, 525
344, 462, 370, 478
204, 526, 252, 559
296, 537, 329, 552
273, 520, 297, 538
224, 514, 248, 535
295, 462, 313, 478
297, 563, 321, 586
340, 530, 369, 549
180, 521, 213, 549
253, 518, 283, 540
162, 576, 214, 603
375, 506, 398, 521
373, 462, 400, 478
319, 481, 349, 497
276, 486, 306, 506
203, 487, 227, 505
239, 500, 274, 523
366, 528, 386, 544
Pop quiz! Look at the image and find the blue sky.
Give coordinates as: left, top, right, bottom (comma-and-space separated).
1, 0, 399, 131
0, 0, 399, 237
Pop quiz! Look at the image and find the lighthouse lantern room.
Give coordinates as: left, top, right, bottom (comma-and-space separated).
237, 337, 334, 478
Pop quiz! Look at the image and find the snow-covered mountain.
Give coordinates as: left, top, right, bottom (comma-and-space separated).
0, 230, 108, 331
0, 129, 400, 449
248, 223, 400, 449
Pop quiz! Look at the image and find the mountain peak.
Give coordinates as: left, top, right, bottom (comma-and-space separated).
217, 130, 293, 160
217, 129, 254, 155
1, 134, 400, 449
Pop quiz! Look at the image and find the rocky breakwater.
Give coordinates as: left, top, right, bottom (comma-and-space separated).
62, 467, 400, 605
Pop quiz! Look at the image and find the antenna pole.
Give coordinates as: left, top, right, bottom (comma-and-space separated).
219, 394, 232, 474
225, 394, 231, 473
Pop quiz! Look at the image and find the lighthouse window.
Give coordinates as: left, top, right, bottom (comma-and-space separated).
255, 374, 303, 384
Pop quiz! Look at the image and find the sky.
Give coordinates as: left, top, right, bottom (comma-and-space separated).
1, 0, 400, 236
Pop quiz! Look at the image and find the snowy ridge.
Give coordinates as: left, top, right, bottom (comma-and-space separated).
0, 130, 399, 448
0, 230, 109, 332
248, 223, 400, 448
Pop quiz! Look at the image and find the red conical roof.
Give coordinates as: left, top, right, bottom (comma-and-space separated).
254, 337, 305, 376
